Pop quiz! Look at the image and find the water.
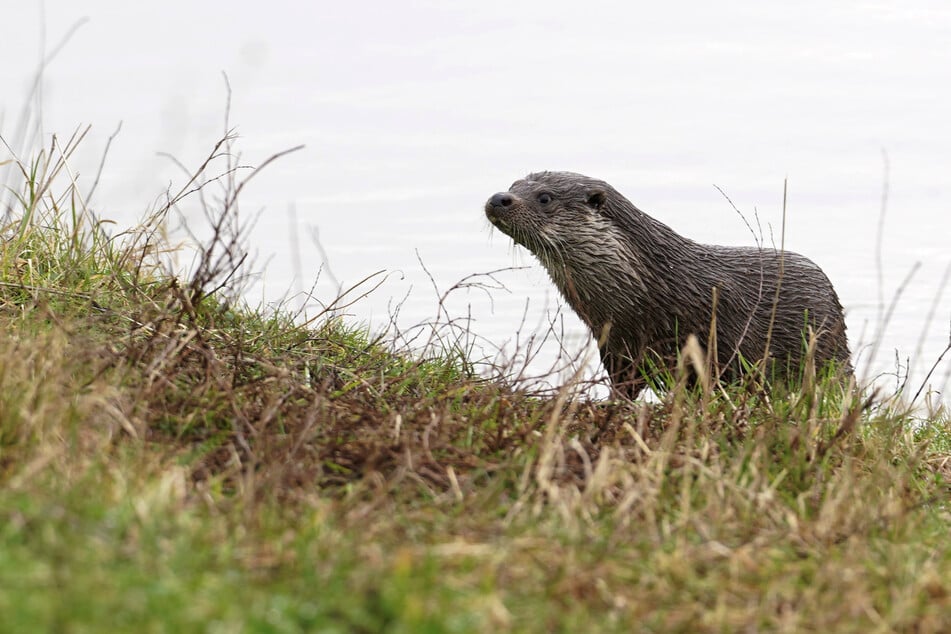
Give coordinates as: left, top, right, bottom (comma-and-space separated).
2, 1, 950, 401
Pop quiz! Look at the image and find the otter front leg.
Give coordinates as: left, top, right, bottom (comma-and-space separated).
599, 347, 646, 400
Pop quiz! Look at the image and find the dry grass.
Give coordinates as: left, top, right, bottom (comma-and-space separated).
0, 131, 949, 633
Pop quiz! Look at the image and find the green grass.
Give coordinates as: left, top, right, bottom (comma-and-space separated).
1, 134, 949, 633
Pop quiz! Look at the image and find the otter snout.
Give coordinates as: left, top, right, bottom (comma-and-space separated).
485, 191, 516, 224
487, 192, 514, 209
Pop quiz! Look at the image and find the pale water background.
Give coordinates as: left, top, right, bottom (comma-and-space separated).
2, 1, 950, 402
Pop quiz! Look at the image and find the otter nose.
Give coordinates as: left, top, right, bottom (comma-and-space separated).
488, 192, 514, 208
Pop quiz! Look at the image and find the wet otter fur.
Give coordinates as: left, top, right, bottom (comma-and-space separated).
485, 171, 851, 397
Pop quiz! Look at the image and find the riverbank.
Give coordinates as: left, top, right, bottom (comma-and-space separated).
1, 138, 949, 632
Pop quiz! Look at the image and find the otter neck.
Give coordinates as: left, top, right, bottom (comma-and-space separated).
543, 204, 715, 342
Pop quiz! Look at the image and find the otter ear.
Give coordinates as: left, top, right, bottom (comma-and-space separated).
586, 189, 607, 210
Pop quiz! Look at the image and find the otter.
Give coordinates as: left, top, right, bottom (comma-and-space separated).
485, 171, 851, 397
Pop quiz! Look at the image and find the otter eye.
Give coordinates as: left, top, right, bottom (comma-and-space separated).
537, 193, 552, 205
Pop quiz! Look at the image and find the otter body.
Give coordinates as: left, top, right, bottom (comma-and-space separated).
485, 171, 851, 397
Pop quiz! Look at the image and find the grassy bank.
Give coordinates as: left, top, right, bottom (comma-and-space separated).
1, 136, 949, 633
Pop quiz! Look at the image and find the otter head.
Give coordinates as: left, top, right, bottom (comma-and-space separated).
484, 171, 612, 264
485, 171, 647, 335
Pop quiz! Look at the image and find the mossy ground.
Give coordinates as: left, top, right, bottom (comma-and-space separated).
1, 134, 949, 633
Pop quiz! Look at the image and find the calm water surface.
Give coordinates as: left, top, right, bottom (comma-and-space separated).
3, 1, 949, 399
